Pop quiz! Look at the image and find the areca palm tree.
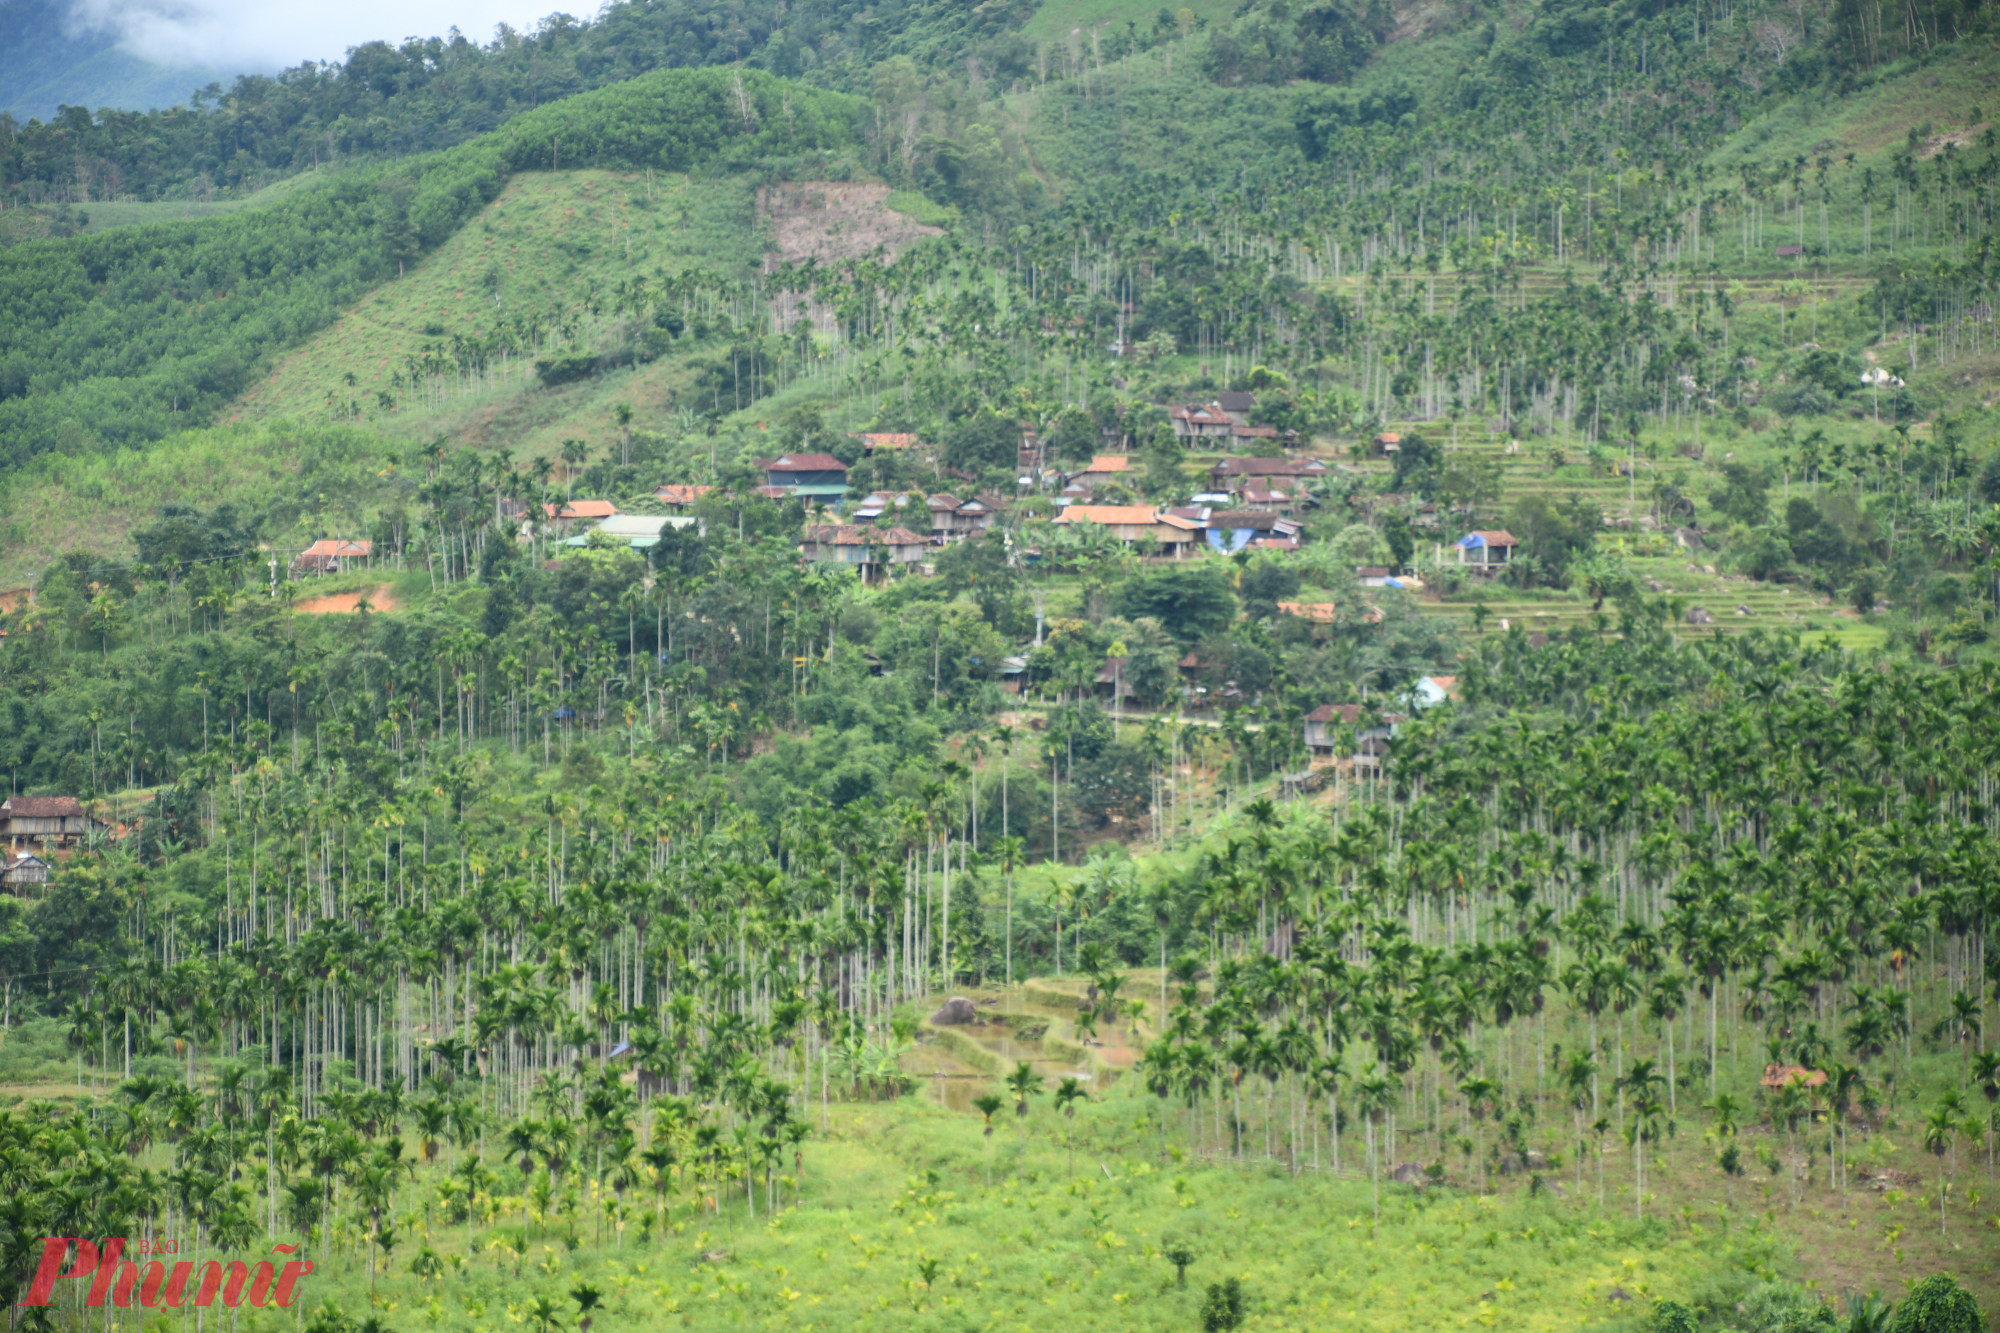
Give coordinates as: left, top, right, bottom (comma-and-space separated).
1355, 1073, 1393, 1234
1005, 1061, 1043, 1159
1458, 1078, 1499, 1193
1558, 1050, 1595, 1194
1053, 1078, 1086, 1178
1923, 1104, 1956, 1235
972, 1093, 1004, 1185
1626, 1096, 1666, 1220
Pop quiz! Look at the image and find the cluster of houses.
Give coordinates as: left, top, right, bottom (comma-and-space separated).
293, 444, 1522, 586
0, 795, 101, 888
520, 447, 1334, 578
1166, 392, 1288, 448
284, 396, 1529, 590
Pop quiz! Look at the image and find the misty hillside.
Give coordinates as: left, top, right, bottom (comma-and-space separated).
0, 0, 239, 121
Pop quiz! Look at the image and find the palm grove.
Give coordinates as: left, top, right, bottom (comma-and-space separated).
0, 493, 1997, 1313
0, 0, 1997, 1324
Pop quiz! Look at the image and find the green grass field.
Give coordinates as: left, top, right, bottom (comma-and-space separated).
1710, 42, 1998, 176
87, 973, 1987, 1333
1020, 0, 1240, 43
228, 169, 765, 449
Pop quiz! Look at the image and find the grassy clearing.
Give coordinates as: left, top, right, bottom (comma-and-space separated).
150, 988, 1997, 1333
188, 1087, 1784, 1333
1710, 43, 1999, 173
1021, 0, 1239, 42
76, 169, 343, 232
228, 169, 764, 445
0, 423, 392, 587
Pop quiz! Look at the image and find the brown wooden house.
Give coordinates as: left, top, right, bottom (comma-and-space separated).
0, 796, 99, 849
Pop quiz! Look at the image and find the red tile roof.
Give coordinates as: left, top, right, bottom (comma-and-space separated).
0, 796, 85, 818
1211, 457, 1327, 477
1761, 1064, 1827, 1089
545, 500, 618, 519
652, 484, 714, 505
1306, 704, 1405, 725
803, 524, 930, 547
1054, 505, 1160, 526
757, 453, 848, 472
1277, 601, 1338, 622
298, 539, 373, 559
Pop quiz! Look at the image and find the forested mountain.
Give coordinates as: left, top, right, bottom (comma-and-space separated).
0, 0, 239, 123
0, 0, 1994, 1327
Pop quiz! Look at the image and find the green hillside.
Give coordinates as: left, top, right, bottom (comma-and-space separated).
0, 4, 1995, 1329
229, 170, 765, 440
0, 67, 867, 466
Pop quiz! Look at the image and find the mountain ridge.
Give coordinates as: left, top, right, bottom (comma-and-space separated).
0, 0, 242, 122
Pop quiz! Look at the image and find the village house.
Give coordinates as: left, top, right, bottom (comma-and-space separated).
1212, 391, 1258, 423
926, 494, 999, 542
545, 499, 619, 521
1054, 505, 1202, 556
1207, 457, 1327, 491
999, 655, 1030, 694
800, 524, 930, 581
1093, 656, 1137, 705
0, 796, 99, 850
1410, 675, 1460, 708
1452, 530, 1518, 570
1206, 511, 1299, 552
1168, 403, 1237, 443
563, 514, 698, 550
852, 491, 915, 523
1303, 703, 1403, 759
856, 432, 924, 453
0, 850, 49, 888
1237, 486, 1297, 515
1278, 601, 1382, 629
1277, 601, 1338, 624
290, 539, 372, 578
652, 484, 714, 510
756, 453, 851, 502
1063, 455, 1136, 493
1357, 566, 1424, 591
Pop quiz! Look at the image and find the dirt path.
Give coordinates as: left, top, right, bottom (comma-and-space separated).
295, 585, 399, 614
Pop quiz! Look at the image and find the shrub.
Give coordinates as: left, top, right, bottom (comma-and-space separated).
1888, 1276, 1982, 1333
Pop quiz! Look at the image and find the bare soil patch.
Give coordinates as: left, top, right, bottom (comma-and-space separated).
295, 585, 399, 614
758, 181, 941, 270
1918, 122, 1989, 158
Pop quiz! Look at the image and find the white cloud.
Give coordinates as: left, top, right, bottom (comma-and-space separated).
62, 0, 575, 72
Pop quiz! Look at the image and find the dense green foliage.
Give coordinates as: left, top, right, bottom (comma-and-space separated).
0, 0, 1996, 1321
0, 0, 1031, 199
0, 69, 863, 465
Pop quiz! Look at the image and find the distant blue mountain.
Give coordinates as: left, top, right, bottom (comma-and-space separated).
0, 0, 241, 122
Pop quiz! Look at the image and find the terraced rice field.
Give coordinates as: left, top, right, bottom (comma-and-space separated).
908, 984, 1150, 1112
